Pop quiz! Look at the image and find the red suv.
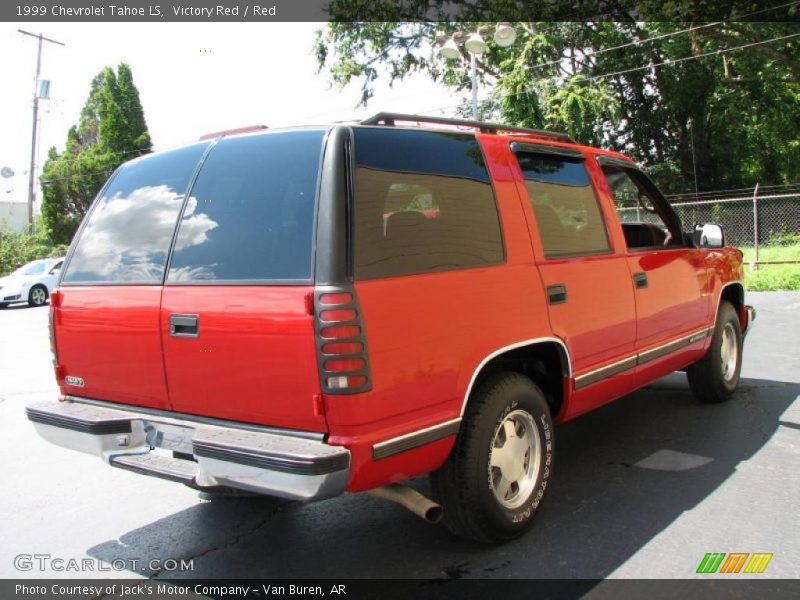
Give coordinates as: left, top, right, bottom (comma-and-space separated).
28, 113, 754, 542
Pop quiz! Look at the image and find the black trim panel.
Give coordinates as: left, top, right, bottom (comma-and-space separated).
67, 396, 324, 441
510, 141, 585, 159
574, 357, 637, 390
26, 406, 131, 435
372, 419, 462, 460
192, 440, 350, 476
572, 328, 713, 389
110, 453, 197, 483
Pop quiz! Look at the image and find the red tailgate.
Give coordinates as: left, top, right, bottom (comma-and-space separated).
160, 286, 325, 431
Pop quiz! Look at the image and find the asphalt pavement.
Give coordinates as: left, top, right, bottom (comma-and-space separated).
1, 292, 798, 580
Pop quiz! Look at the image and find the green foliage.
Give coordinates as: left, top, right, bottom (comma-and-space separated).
740, 245, 800, 291
0, 219, 67, 277
316, 18, 800, 194
40, 64, 152, 245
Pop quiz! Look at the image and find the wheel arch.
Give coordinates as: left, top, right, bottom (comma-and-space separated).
718, 280, 745, 327
461, 338, 571, 419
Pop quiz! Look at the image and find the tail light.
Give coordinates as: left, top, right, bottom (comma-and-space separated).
314, 285, 372, 394
49, 290, 63, 384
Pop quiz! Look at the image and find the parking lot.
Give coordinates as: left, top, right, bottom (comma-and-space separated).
1, 292, 798, 580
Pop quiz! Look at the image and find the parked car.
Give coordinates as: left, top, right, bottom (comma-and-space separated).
0, 257, 64, 308
27, 114, 754, 542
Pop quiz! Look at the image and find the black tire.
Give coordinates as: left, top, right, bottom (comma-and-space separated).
430, 372, 554, 543
0, 303, 8, 309
28, 285, 48, 307
687, 301, 742, 403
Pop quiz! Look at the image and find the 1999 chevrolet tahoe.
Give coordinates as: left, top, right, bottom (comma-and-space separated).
27, 113, 755, 542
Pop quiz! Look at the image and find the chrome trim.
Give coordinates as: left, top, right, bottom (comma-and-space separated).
27, 400, 349, 502
574, 356, 637, 390
460, 337, 573, 417
573, 327, 713, 388
372, 417, 462, 460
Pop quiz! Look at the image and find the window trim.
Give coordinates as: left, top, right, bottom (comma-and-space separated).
514, 145, 614, 261
596, 156, 689, 251
349, 126, 506, 282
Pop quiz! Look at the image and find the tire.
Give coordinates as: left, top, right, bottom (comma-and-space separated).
687, 300, 742, 403
430, 372, 554, 543
0, 303, 8, 309
28, 285, 48, 307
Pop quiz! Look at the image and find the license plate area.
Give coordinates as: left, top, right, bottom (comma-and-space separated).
142, 420, 195, 454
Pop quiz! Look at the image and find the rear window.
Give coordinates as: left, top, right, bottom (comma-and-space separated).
352, 128, 503, 280
167, 130, 325, 282
62, 142, 210, 284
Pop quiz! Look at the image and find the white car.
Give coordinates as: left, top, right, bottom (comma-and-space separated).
0, 257, 65, 308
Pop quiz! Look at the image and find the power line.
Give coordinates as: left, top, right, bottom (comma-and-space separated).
566, 32, 800, 86
520, 0, 800, 75
414, 30, 800, 117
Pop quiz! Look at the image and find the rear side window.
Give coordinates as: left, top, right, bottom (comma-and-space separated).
62, 142, 210, 284
167, 130, 325, 282
517, 153, 610, 258
352, 128, 503, 280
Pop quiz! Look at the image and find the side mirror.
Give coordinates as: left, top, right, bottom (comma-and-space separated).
694, 223, 725, 248
49, 268, 61, 276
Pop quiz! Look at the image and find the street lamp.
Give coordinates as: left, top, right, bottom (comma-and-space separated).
437, 23, 518, 120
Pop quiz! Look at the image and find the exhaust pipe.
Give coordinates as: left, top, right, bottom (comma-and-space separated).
367, 483, 443, 524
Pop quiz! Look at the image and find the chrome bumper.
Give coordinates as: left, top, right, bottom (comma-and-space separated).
26, 400, 350, 502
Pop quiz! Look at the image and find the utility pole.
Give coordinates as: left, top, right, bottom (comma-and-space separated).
18, 29, 65, 226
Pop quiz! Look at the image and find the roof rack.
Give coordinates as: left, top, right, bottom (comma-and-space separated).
199, 124, 268, 141
360, 112, 574, 143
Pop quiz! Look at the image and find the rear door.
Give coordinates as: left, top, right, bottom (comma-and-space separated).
56, 143, 210, 409
511, 144, 638, 415
160, 130, 327, 431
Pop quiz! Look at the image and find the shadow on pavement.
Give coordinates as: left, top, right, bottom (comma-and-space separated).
88, 374, 798, 579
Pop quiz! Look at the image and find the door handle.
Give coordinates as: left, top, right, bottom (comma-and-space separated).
547, 284, 568, 305
633, 272, 648, 289
169, 314, 199, 337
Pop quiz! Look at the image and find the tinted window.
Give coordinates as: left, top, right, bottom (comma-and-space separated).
167, 130, 325, 282
600, 165, 682, 249
352, 128, 503, 280
517, 153, 610, 258
62, 143, 209, 283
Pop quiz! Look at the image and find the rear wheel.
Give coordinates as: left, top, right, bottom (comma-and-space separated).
28, 285, 48, 307
431, 372, 553, 543
687, 300, 742, 403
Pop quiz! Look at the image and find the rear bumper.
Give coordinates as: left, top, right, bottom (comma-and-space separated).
26, 399, 350, 502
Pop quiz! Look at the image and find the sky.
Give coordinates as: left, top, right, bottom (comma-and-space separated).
0, 23, 462, 211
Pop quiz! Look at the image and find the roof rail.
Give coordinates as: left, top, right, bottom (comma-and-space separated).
199, 124, 268, 141
360, 112, 574, 143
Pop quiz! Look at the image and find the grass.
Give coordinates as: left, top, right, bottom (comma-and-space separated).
739, 245, 800, 291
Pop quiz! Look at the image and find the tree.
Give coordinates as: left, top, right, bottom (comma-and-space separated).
315, 15, 800, 193
40, 64, 152, 244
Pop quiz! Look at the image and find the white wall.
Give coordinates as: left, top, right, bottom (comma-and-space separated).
0, 201, 28, 232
